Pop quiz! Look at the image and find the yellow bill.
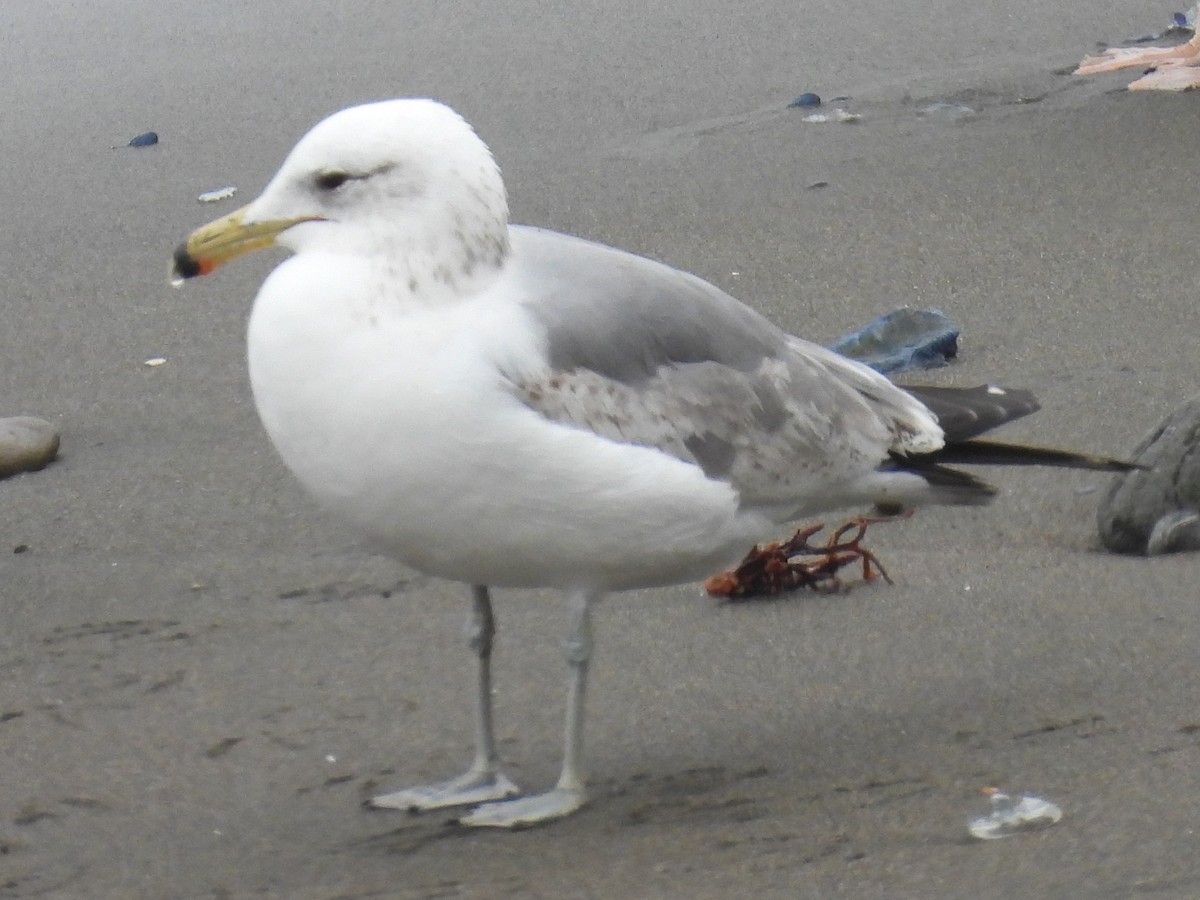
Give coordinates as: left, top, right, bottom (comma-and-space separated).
171, 206, 322, 280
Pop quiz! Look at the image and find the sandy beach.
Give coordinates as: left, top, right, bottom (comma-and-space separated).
3, 0, 1199, 896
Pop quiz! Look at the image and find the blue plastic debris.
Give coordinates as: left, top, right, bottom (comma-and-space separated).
788, 92, 822, 108
128, 131, 159, 147
1174, 3, 1198, 30
828, 308, 960, 375
1130, 2, 1196, 41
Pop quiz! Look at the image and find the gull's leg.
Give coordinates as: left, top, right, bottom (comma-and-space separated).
459, 589, 597, 827
370, 585, 519, 811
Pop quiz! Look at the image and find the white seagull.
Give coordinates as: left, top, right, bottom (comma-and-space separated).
172, 99, 1131, 828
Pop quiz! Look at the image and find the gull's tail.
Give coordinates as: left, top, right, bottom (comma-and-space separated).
923, 438, 1137, 472
880, 383, 1140, 509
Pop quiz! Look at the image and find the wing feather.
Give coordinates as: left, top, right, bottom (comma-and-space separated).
501, 227, 944, 507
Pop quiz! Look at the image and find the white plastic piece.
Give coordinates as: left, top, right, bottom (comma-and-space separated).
801, 109, 861, 124
968, 789, 1063, 840
198, 186, 238, 203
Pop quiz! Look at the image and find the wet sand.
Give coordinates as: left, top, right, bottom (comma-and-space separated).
3, 0, 1199, 897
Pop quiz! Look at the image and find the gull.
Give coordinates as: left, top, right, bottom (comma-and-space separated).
172, 99, 1132, 827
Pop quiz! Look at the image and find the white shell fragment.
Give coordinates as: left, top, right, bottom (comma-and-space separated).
968, 790, 1063, 840
198, 186, 238, 203
801, 109, 861, 124
144, 357, 167, 367
0, 416, 60, 478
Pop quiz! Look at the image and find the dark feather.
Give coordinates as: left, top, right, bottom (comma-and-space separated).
902, 384, 1041, 442
896, 384, 1139, 474
921, 438, 1140, 472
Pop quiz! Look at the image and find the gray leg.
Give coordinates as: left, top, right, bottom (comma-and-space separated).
370, 585, 519, 811
554, 587, 592, 794
460, 589, 596, 827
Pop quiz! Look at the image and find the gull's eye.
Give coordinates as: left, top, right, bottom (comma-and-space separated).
315, 170, 352, 191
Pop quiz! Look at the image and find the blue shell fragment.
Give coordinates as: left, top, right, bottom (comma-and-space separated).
828, 308, 960, 375
128, 131, 159, 147
788, 92, 822, 108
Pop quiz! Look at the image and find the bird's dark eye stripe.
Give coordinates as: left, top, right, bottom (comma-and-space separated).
315, 171, 354, 190
314, 164, 396, 192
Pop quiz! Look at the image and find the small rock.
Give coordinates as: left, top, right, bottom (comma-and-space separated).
128, 131, 159, 147
1097, 396, 1200, 554
0, 417, 60, 478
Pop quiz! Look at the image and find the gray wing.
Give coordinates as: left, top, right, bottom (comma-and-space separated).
503, 226, 942, 509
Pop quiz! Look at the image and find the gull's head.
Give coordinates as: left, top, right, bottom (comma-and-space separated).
172, 99, 510, 283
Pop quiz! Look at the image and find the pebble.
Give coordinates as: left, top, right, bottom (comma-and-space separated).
128, 131, 159, 147
0, 417, 60, 478
1097, 396, 1200, 554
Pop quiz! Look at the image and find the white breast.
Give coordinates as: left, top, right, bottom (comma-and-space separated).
246, 255, 769, 591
